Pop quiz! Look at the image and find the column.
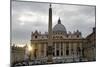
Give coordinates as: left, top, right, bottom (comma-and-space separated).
54, 43, 56, 57
59, 42, 61, 56
73, 43, 77, 58
44, 43, 47, 58
38, 43, 41, 59
69, 42, 71, 56
64, 43, 66, 57
32, 44, 35, 59
36, 44, 39, 59
62, 43, 65, 56
80, 43, 82, 57
42, 43, 44, 58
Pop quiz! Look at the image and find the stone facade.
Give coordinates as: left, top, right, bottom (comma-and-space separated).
30, 4, 96, 62
30, 20, 84, 61
11, 4, 96, 64
11, 45, 25, 64
83, 27, 96, 61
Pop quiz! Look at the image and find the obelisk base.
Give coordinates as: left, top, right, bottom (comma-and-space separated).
47, 46, 53, 64
47, 55, 53, 64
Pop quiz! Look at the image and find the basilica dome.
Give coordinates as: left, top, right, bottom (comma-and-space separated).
53, 18, 66, 33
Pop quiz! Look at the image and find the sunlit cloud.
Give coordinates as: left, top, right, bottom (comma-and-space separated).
17, 10, 59, 25
18, 11, 47, 23
18, 14, 35, 22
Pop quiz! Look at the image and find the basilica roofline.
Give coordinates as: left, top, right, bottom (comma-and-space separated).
30, 39, 87, 44
31, 30, 82, 35
30, 38, 86, 42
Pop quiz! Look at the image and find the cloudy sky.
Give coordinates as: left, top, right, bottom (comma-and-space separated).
11, 1, 95, 45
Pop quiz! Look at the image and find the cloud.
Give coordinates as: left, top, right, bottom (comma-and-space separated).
11, 1, 95, 44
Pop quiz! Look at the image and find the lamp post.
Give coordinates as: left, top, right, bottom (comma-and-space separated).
28, 45, 32, 61
77, 47, 81, 62
81, 48, 84, 61
71, 49, 74, 62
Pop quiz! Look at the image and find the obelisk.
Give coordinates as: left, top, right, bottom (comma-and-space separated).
47, 4, 53, 63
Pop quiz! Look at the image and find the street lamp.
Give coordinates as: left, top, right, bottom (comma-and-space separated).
77, 47, 81, 62
28, 45, 32, 61
28, 45, 32, 51
71, 49, 74, 62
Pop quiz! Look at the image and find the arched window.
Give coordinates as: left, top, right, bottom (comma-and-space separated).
61, 50, 63, 56
56, 50, 59, 56
53, 52, 55, 56
66, 50, 69, 55
77, 47, 81, 54
35, 35, 37, 38
66, 44, 69, 55
60, 36, 62, 38
77, 35, 79, 38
